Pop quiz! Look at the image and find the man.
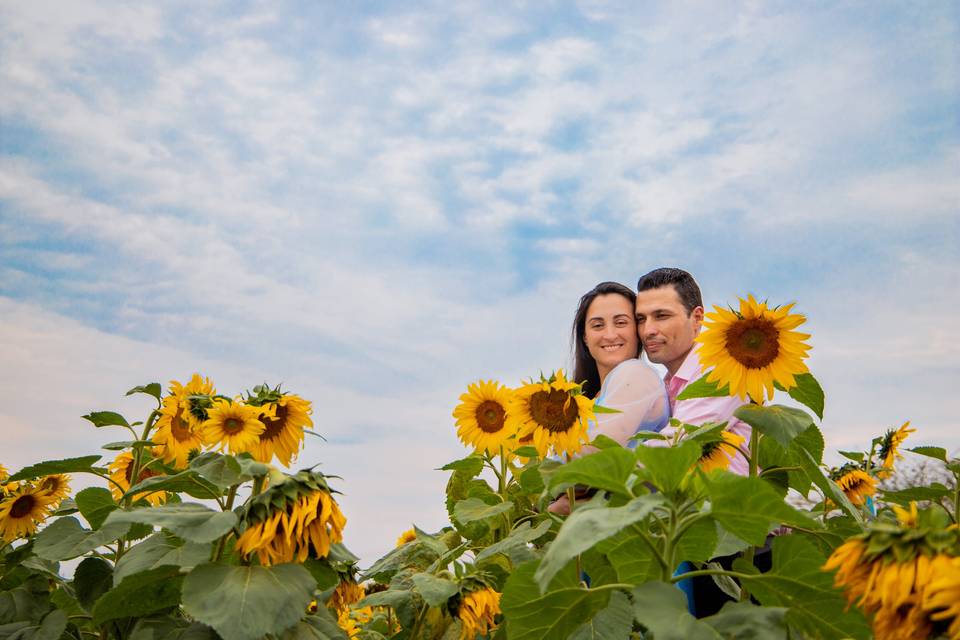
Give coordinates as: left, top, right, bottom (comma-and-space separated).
634, 267, 750, 475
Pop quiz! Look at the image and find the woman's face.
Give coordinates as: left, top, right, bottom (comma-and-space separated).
584, 293, 640, 380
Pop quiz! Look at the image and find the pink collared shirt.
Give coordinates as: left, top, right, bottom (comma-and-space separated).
658, 347, 751, 476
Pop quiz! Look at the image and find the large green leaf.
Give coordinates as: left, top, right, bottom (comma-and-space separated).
104, 503, 237, 544
129, 618, 220, 640
567, 591, 633, 640
411, 573, 458, 607
113, 532, 211, 584
501, 560, 611, 640
634, 440, 701, 494
362, 539, 442, 584
3, 609, 68, 640
735, 535, 870, 640
702, 601, 788, 639
475, 520, 552, 563
546, 447, 637, 498
676, 374, 731, 400
82, 411, 131, 428
734, 405, 815, 450
758, 425, 825, 495
33, 516, 130, 561
675, 516, 718, 564
779, 373, 824, 420
438, 455, 485, 476
356, 589, 418, 629
124, 470, 222, 501
631, 581, 722, 640
705, 474, 817, 546
181, 563, 315, 640
596, 529, 659, 585
881, 484, 953, 505
279, 606, 350, 639
535, 494, 666, 590
908, 446, 947, 462
75, 487, 117, 530
8, 456, 102, 482
452, 498, 512, 525
712, 523, 751, 558
92, 566, 183, 625
796, 449, 864, 527
74, 557, 114, 611
188, 453, 270, 489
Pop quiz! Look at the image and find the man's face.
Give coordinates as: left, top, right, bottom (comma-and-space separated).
634, 285, 704, 377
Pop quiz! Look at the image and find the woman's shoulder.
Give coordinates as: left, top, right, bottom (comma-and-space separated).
607, 358, 664, 385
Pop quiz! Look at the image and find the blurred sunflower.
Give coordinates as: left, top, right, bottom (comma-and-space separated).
36, 474, 71, 507
832, 464, 877, 506
201, 399, 264, 455
250, 393, 313, 467
458, 587, 501, 640
922, 556, 960, 640
697, 431, 746, 473
0, 484, 56, 542
696, 295, 811, 402
329, 579, 365, 618
153, 394, 204, 468
511, 370, 595, 458
876, 421, 916, 480
453, 380, 519, 455
396, 528, 417, 547
108, 452, 166, 506
236, 471, 346, 566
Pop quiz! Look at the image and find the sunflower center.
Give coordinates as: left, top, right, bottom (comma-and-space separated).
40, 477, 60, 492
724, 318, 780, 369
474, 400, 506, 434
10, 495, 36, 518
222, 417, 244, 435
260, 405, 288, 441
528, 389, 578, 433
171, 408, 193, 442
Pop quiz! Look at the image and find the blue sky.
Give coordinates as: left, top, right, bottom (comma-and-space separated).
1, 1, 958, 563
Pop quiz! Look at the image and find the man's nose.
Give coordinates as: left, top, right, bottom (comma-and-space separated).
641, 321, 658, 338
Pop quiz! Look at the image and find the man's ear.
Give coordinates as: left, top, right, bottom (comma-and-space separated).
692, 305, 704, 331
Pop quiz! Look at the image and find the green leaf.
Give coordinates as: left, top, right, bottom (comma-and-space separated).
126, 383, 163, 401
102, 440, 156, 451
630, 581, 722, 639
592, 404, 623, 414
535, 494, 666, 590
880, 484, 953, 505
74, 557, 114, 611
104, 503, 238, 544
712, 523, 751, 558
182, 563, 315, 640
361, 539, 442, 584
411, 573, 458, 607
908, 446, 947, 462
734, 405, 815, 450
476, 520, 552, 563
8, 456, 103, 482
33, 516, 130, 561
82, 411, 131, 428
280, 607, 350, 639
546, 447, 637, 497
512, 445, 542, 458
634, 440, 701, 494
11, 609, 69, 640
676, 374, 731, 401
779, 373, 824, 420
568, 591, 633, 640
452, 498, 512, 525
588, 434, 622, 449
501, 560, 611, 640
519, 465, 545, 494
357, 590, 417, 629
92, 566, 183, 625
595, 529, 659, 585
75, 487, 117, 529
113, 532, 211, 584
675, 516, 719, 564
705, 473, 817, 546
438, 455, 485, 476
187, 452, 246, 488
301, 559, 340, 591
837, 450, 865, 463
735, 535, 870, 640
129, 618, 220, 640
125, 470, 222, 501
796, 448, 865, 527
702, 601, 789, 639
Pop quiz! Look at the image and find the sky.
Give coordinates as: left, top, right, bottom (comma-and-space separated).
1, 1, 958, 565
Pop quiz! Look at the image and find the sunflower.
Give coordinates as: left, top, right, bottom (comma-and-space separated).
36, 474, 71, 508
153, 394, 205, 468
697, 431, 746, 473
696, 294, 811, 402
458, 587, 501, 640
250, 393, 312, 467
876, 421, 916, 480
396, 528, 417, 547
922, 556, 960, 639
893, 502, 919, 529
108, 452, 166, 506
832, 465, 877, 506
510, 370, 596, 458
0, 463, 7, 483
236, 471, 346, 566
453, 380, 519, 456
0, 484, 56, 542
328, 580, 365, 617
169, 373, 216, 427
201, 399, 265, 455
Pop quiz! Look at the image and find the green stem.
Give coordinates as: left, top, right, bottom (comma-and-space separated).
670, 568, 757, 583
407, 603, 429, 640
212, 484, 240, 561
739, 420, 761, 602
566, 486, 583, 582
631, 524, 670, 577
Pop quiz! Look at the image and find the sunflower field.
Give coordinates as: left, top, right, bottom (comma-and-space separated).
1, 297, 958, 640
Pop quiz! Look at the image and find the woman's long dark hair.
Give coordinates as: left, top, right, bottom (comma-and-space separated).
571, 281, 639, 398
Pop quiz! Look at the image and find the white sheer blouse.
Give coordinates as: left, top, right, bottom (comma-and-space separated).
584, 358, 669, 452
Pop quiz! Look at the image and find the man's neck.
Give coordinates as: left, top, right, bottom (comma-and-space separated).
665, 345, 695, 379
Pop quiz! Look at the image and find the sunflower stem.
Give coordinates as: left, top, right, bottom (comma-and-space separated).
408, 603, 429, 640
564, 485, 584, 581
211, 484, 240, 562
739, 424, 762, 602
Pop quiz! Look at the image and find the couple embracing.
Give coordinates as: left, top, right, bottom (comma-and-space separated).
549, 267, 751, 514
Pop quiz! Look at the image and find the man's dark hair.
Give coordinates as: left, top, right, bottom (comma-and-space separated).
636, 267, 703, 315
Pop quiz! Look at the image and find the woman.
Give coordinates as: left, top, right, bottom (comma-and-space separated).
548, 281, 669, 514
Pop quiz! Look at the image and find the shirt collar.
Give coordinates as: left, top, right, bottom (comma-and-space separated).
666, 344, 703, 385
